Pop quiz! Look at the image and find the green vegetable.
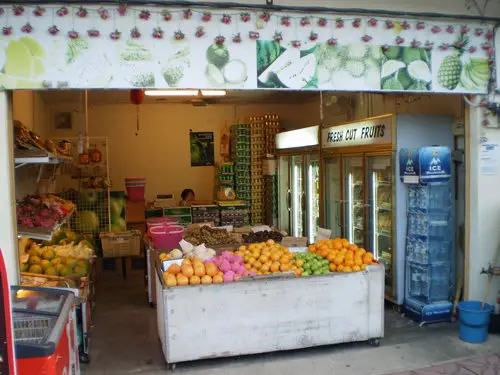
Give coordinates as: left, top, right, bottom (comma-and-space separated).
205, 64, 225, 86
19, 37, 45, 59
75, 211, 100, 232
382, 76, 404, 90
223, 59, 248, 84
206, 43, 230, 69
130, 72, 155, 88
346, 44, 367, 60
66, 38, 89, 65
408, 81, 429, 91
397, 69, 413, 89
344, 60, 365, 78
384, 46, 401, 60
5, 41, 33, 77
162, 65, 184, 87
402, 48, 423, 65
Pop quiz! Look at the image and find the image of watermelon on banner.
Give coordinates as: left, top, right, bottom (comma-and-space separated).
380, 46, 432, 91
315, 43, 382, 90
432, 32, 490, 94
257, 40, 319, 89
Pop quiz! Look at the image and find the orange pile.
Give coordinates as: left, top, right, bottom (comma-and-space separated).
163, 257, 223, 287
309, 238, 374, 273
235, 240, 302, 277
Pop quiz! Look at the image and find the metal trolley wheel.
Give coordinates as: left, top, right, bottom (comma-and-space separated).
368, 338, 381, 347
79, 352, 90, 364
168, 363, 176, 371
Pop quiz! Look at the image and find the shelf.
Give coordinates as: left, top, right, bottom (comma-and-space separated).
376, 181, 391, 187
14, 149, 72, 168
17, 209, 74, 241
377, 231, 392, 237
377, 204, 392, 211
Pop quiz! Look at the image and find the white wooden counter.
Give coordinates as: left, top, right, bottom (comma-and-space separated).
155, 262, 384, 369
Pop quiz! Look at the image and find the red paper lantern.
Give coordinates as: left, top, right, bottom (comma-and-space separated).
130, 89, 144, 105
130, 90, 144, 135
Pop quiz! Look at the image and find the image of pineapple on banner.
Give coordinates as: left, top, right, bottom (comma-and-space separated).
316, 43, 382, 90
380, 46, 432, 91
434, 33, 489, 93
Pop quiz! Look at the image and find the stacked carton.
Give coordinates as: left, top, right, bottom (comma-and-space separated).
250, 117, 265, 224
230, 124, 251, 207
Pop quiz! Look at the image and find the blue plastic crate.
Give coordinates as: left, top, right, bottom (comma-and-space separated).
407, 183, 452, 213
406, 235, 452, 264
407, 212, 451, 238
407, 261, 451, 304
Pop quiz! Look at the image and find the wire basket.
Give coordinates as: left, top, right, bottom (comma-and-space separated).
13, 315, 51, 344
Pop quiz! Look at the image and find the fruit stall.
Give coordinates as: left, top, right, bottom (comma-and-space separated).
153, 238, 384, 369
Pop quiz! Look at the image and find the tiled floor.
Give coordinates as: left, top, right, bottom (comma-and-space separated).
82, 269, 500, 375
391, 355, 500, 375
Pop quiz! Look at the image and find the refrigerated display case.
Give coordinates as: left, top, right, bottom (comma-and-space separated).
322, 114, 455, 306
366, 155, 394, 298
343, 156, 365, 248
290, 154, 304, 238
306, 154, 320, 243
323, 156, 342, 239
321, 115, 395, 301
276, 126, 319, 243
12, 285, 80, 375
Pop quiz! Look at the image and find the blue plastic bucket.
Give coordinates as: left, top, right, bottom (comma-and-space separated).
457, 300, 493, 343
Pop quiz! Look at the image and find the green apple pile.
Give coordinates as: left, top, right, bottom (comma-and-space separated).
294, 252, 330, 276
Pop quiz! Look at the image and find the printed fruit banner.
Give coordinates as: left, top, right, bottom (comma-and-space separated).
0, 5, 495, 93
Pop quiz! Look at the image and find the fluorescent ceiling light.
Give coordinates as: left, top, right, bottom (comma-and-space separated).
201, 90, 226, 97
144, 90, 198, 96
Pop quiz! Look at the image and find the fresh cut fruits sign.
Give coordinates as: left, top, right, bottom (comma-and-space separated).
0, 4, 495, 93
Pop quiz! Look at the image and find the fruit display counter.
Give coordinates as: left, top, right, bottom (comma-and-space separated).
154, 257, 384, 369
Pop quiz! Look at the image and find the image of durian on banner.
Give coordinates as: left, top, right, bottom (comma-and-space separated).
315, 43, 383, 90
380, 46, 432, 92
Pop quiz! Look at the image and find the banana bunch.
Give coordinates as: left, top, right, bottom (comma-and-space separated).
460, 58, 490, 91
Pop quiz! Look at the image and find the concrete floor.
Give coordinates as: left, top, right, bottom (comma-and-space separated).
82, 269, 500, 375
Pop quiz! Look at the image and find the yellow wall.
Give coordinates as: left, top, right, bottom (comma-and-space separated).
39, 99, 344, 202
12, 91, 463, 202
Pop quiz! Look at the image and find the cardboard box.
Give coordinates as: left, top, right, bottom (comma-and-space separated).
127, 222, 146, 256
164, 207, 191, 216
127, 199, 146, 224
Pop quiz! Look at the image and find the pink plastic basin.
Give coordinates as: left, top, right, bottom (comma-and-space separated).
146, 218, 179, 235
149, 225, 184, 249
127, 185, 145, 201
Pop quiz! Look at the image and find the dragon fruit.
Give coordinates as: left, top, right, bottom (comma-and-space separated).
20, 216, 34, 227
219, 259, 231, 273
40, 218, 55, 229
223, 271, 235, 283
39, 208, 50, 218
22, 204, 35, 212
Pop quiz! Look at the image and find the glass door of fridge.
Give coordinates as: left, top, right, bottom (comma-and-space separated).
324, 155, 342, 239
366, 155, 393, 295
277, 155, 290, 234
290, 154, 304, 237
305, 153, 320, 243
343, 156, 365, 247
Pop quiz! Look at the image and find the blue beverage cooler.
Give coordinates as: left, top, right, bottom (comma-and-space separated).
400, 146, 454, 325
